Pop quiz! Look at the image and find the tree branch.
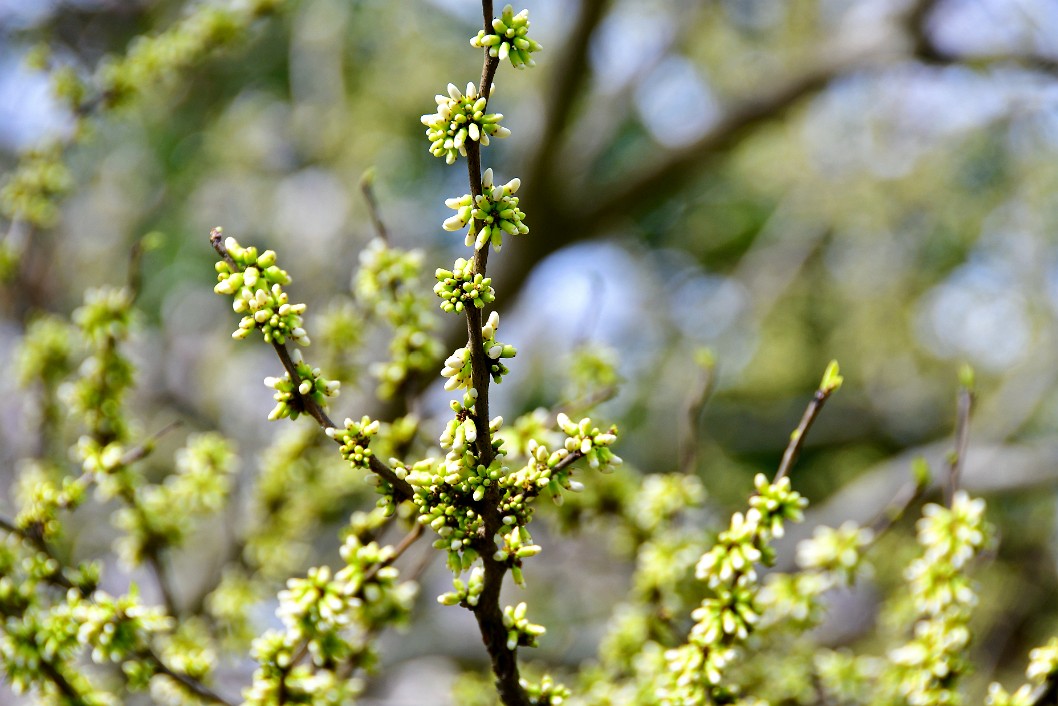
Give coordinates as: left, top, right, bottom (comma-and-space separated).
576, 64, 839, 231
775, 385, 837, 483
209, 228, 415, 503
945, 384, 974, 506
523, 0, 613, 191
0, 515, 235, 706
453, 4, 532, 704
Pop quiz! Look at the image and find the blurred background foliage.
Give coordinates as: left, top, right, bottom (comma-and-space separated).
3, 0, 1058, 702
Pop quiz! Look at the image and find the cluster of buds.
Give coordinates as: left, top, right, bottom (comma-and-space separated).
471, 5, 542, 69
440, 312, 516, 390
421, 83, 509, 164
663, 473, 806, 703
888, 491, 992, 705
213, 233, 309, 346
438, 566, 485, 607
555, 412, 621, 472
405, 456, 500, 573
504, 438, 582, 508
481, 311, 517, 383
443, 168, 527, 252
441, 346, 474, 392
326, 416, 381, 470
502, 601, 545, 651
263, 350, 339, 421
434, 257, 495, 314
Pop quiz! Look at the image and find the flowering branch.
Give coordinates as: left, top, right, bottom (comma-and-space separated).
0, 513, 234, 705
208, 227, 415, 503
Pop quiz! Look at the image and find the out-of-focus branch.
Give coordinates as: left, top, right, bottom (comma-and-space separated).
574, 64, 840, 231
523, 0, 613, 190
907, 0, 1058, 74
906, 0, 944, 63
945, 380, 974, 506
781, 440, 1058, 557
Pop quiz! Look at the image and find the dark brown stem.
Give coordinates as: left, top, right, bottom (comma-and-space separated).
147, 551, 179, 617
119, 419, 182, 466
271, 340, 337, 430
149, 660, 233, 706
774, 387, 835, 483
209, 227, 237, 270
450, 5, 530, 705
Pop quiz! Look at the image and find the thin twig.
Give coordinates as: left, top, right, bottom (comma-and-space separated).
39, 657, 89, 705
552, 384, 619, 418
679, 358, 715, 476
127, 236, 148, 302
774, 387, 837, 483
869, 478, 927, 538
359, 169, 390, 243
271, 340, 337, 430
945, 385, 974, 506
119, 419, 182, 466
455, 4, 532, 704
149, 659, 233, 705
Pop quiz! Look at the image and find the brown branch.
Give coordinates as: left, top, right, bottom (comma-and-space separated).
774, 386, 837, 483
448, 5, 531, 705
208, 228, 415, 503
905, 0, 944, 63
39, 657, 90, 705
270, 340, 337, 430
359, 168, 390, 244
577, 64, 839, 231
119, 419, 182, 466
869, 477, 927, 538
149, 659, 233, 706
524, 0, 613, 190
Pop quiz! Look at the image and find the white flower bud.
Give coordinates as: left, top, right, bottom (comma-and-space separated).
443, 214, 466, 231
